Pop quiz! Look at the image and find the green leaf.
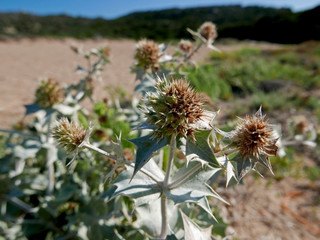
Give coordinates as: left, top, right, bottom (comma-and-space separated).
180, 210, 213, 240
180, 130, 218, 167
217, 156, 237, 187
110, 159, 163, 206
129, 134, 169, 179
24, 104, 42, 115
234, 155, 254, 181
164, 161, 225, 205
135, 198, 179, 238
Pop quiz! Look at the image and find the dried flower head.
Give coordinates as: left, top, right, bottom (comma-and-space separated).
135, 39, 161, 71
100, 46, 111, 57
232, 109, 278, 159
229, 108, 278, 179
35, 78, 65, 108
179, 39, 193, 54
52, 118, 89, 153
143, 76, 206, 140
198, 22, 218, 41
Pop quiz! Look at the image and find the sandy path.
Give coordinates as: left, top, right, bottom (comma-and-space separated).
0, 38, 281, 129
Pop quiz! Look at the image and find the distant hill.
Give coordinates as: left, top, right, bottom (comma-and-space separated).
0, 5, 319, 43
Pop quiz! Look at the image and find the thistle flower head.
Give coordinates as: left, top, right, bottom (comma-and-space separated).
231, 108, 278, 159
52, 118, 90, 153
135, 39, 161, 71
100, 46, 111, 57
143, 76, 205, 140
35, 78, 65, 108
179, 39, 193, 54
198, 22, 218, 41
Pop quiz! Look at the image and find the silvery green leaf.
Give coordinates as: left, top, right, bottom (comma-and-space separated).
13, 139, 41, 161
129, 134, 169, 179
24, 104, 41, 115
257, 155, 274, 175
53, 104, 80, 115
217, 156, 237, 187
134, 74, 156, 94
159, 54, 173, 63
233, 155, 254, 181
165, 161, 225, 204
110, 159, 163, 206
135, 197, 179, 238
180, 210, 212, 240
197, 197, 217, 222
180, 130, 218, 166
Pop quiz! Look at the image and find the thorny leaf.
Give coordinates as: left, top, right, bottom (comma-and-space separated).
129, 134, 169, 180
180, 130, 218, 167
110, 159, 163, 206
134, 197, 179, 238
233, 155, 254, 181
180, 210, 212, 240
164, 161, 225, 205
217, 155, 237, 187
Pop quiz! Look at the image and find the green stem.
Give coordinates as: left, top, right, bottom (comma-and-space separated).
175, 42, 203, 72
163, 134, 176, 187
159, 196, 168, 239
168, 163, 202, 189
214, 148, 237, 158
82, 142, 117, 160
159, 134, 176, 239
46, 113, 54, 195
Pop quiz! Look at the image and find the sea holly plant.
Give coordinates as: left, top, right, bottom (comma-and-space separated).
52, 75, 279, 239
132, 21, 220, 97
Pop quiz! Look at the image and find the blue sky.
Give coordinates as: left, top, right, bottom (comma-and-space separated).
1, 0, 320, 19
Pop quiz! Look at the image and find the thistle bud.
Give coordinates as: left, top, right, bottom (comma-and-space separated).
143, 76, 205, 140
198, 22, 218, 41
179, 40, 193, 54
134, 39, 161, 71
35, 78, 65, 108
52, 118, 89, 153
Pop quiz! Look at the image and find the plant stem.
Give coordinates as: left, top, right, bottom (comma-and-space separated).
214, 148, 237, 158
175, 42, 203, 72
82, 142, 117, 160
159, 134, 176, 239
159, 196, 168, 239
163, 134, 176, 187
46, 113, 54, 195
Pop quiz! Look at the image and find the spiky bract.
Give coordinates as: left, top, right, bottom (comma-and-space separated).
143, 76, 205, 140
52, 118, 88, 153
179, 40, 193, 54
231, 109, 278, 160
198, 22, 218, 41
35, 78, 65, 108
135, 39, 161, 71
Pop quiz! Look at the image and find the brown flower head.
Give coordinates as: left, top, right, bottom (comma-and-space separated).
52, 118, 89, 153
143, 76, 206, 140
232, 108, 278, 159
35, 78, 65, 108
179, 39, 193, 54
100, 46, 111, 57
198, 22, 218, 41
135, 39, 161, 71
